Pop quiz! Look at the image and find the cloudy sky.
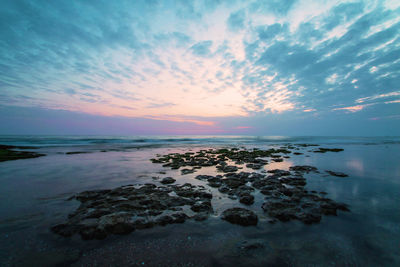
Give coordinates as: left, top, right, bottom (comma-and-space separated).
0, 0, 399, 135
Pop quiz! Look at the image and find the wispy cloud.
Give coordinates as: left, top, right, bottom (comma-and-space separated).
333, 104, 372, 113
356, 91, 400, 103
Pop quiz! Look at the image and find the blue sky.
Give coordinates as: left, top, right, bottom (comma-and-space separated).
0, 0, 399, 135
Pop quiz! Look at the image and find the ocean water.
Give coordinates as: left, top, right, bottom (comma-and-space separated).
0, 136, 399, 266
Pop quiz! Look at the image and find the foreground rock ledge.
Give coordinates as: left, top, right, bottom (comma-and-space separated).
52, 183, 212, 240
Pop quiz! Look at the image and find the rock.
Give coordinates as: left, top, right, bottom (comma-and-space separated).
52, 182, 213, 239
98, 213, 135, 235
0, 145, 45, 162
313, 148, 344, 153
267, 169, 291, 176
66, 151, 90, 155
193, 212, 209, 221
160, 177, 176, 184
51, 224, 77, 237
246, 163, 263, 170
207, 177, 222, 188
181, 168, 196, 175
239, 241, 265, 250
132, 218, 154, 229
221, 208, 258, 226
289, 165, 318, 173
217, 165, 238, 173
239, 194, 255, 205
195, 175, 215, 181
191, 201, 212, 212
156, 215, 174, 226
326, 170, 348, 177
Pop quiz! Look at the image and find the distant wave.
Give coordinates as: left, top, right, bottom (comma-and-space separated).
0, 135, 399, 148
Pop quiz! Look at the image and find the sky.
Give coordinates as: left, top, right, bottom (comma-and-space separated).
0, 0, 399, 135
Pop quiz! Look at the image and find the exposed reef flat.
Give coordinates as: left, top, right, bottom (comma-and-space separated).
0, 144, 45, 162
52, 147, 350, 240
52, 183, 212, 240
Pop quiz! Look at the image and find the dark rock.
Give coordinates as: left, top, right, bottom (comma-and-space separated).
246, 163, 263, 170
314, 148, 344, 153
267, 169, 291, 176
191, 201, 212, 212
181, 168, 196, 175
132, 218, 154, 229
0, 145, 45, 162
160, 177, 176, 184
289, 165, 318, 173
207, 177, 222, 188
66, 151, 90, 155
51, 224, 77, 237
326, 170, 348, 177
193, 212, 209, 221
239, 241, 265, 250
52, 182, 213, 239
221, 208, 258, 226
217, 165, 238, 173
156, 215, 174, 226
239, 194, 255, 205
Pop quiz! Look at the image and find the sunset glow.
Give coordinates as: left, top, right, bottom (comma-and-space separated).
0, 0, 399, 135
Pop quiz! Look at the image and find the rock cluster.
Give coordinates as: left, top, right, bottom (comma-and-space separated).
195, 165, 349, 225
52, 146, 350, 240
52, 183, 212, 240
150, 148, 291, 172
0, 144, 45, 162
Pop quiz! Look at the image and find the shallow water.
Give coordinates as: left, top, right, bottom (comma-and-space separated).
0, 136, 399, 266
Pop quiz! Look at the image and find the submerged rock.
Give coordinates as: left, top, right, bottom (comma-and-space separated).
313, 148, 344, 153
221, 208, 258, 226
326, 170, 348, 177
289, 165, 318, 173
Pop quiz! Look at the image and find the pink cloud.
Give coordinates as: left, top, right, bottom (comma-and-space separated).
235, 126, 252, 129
333, 104, 370, 113
145, 115, 216, 126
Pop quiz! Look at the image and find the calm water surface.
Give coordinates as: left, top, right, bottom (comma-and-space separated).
0, 136, 399, 266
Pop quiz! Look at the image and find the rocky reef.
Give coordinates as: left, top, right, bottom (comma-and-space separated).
0, 144, 45, 162
52, 183, 212, 240
52, 146, 350, 240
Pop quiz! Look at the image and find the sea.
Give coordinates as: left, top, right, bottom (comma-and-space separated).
0, 135, 399, 266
